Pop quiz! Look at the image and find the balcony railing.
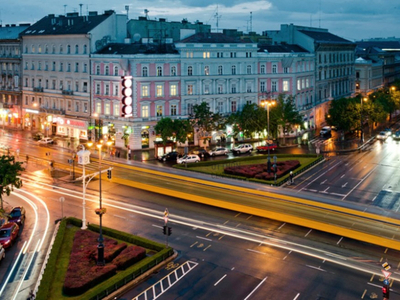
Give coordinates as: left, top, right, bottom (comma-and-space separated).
62, 90, 74, 95
33, 87, 44, 92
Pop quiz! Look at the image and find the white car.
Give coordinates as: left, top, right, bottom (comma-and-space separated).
38, 137, 54, 144
232, 144, 253, 154
0, 244, 5, 263
376, 131, 388, 140
177, 154, 200, 164
208, 147, 229, 156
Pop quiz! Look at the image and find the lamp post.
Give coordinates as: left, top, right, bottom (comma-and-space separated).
77, 143, 91, 230
96, 139, 105, 266
261, 98, 276, 172
360, 97, 368, 143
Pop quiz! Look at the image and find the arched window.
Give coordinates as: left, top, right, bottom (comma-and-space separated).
105, 65, 109, 75
188, 66, 193, 76
231, 65, 236, 75
218, 65, 223, 75
96, 65, 100, 75
142, 66, 148, 77
114, 66, 118, 76
157, 66, 162, 76
75, 45, 79, 54
260, 65, 265, 74
247, 65, 251, 75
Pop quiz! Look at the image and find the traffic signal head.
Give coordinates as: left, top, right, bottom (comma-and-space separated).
163, 225, 167, 235
167, 227, 172, 236
382, 285, 389, 298
107, 169, 112, 179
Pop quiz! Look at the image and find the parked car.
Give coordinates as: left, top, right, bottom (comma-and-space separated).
38, 137, 54, 144
8, 206, 26, 226
208, 147, 229, 156
256, 143, 277, 152
158, 151, 180, 162
384, 128, 392, 136
191, 148, 210, 158
177, 154, 200, 164
0, 244, 5, 263
320, 126, 332, 137
232, 144, 253, 154
0, 222, 19, 249
376, 131, 388, 140
393, 130, 400, 140
33, 133, 44, 141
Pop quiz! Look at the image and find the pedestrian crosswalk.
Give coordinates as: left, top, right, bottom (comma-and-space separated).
373, 190, 400, 211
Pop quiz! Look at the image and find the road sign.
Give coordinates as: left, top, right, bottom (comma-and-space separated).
384, 279, 390, 285
382, 262, 391, 271
382, 270, 392, 278
164, 208, 169, 224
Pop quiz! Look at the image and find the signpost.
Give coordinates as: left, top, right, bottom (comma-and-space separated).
59, 197, 65, 219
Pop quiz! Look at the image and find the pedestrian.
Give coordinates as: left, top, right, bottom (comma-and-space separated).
26, 155, 29, 163
16, 149, 20, 159
128, 149, 131, 160
289, 171, 294, 184
27, 290, 35, 299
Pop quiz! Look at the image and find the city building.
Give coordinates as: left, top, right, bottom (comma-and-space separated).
20, 10, 127, 140
0, 23, 30, 128
264, 24, 356, 128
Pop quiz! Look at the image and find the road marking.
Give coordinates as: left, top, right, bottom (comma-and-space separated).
246, 215, 253, 220
320, 179, 327, 185
293, 293, 300, 300
234, 212, 241, 218
340, 174, 345, 178
152, 224, 163, 228
244, 277, 268, 300
306, 265, 326, 272
190, 241, 198, 248
337, 237, 343, 245
196, 236, 212, 241
330, 192, 346, 197
320, 187, 330, 194
113, 214, 126, 219
304, 229, 312, 237
278, 222, 286, 230
367, 282, 383, 288
283, 250, 292, 260
372, 196, 377, 201
342, 182, 348, 188
214, 274, 227, 286
342, 165, 378, 200
361, 289, 367, 299
247, 249, 266, 255
203, 245, 211, 251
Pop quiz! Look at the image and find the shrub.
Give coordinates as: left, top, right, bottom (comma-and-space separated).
112, 245, 146, 270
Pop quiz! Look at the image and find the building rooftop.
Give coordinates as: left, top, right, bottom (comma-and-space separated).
299, 30, 353, 44
95, 42, 179, 55
258, 43, 309, 53
0, 24, 31, 40
20, 11, 114, 36
179, 32, 252, 43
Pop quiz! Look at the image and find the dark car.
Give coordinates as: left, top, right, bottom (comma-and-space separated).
191, 148, 210, 158
8, 206, 26, 226
32, 133, 44, 141
158, 151, 180, 162
0, 222, 19, 249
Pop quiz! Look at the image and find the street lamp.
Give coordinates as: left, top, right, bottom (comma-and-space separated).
360, 97, 368, 143
76, 144, 91, 230
261, 98, 276, 172
96, 139, 105, 266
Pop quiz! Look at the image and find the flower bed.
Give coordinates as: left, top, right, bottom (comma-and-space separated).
63, 230, 146, 296
224, 160, 300, 180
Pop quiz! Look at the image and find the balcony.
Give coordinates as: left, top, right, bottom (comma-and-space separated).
62, 90, 74, 95
33, 87, 44, 92
40, 107, 66, 115
2, 103, 14, 109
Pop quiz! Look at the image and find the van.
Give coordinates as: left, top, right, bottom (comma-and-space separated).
320, 126, 332, 137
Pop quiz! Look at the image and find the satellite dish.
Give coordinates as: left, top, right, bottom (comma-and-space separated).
133, 33, 141, 42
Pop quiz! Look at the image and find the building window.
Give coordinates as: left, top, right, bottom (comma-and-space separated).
105, 65, 109, 75
67, 45, 71, 54
217, 101, 223, 113
272, 64, 277, 74
83, 82, 88, 92
96, 65, 100, 75
171, 104, 177, 116
114, 66, 118, 76
272, 81, 277, 92
83, 45, 87, 54
187, 84, 193, 95
171, 66, 176, 76
96, 102, 101, 114
67, 63, 71, 72
247, 65, 251, 74
204, 66, 209, 76
114, 85, 118, 96
297, 79, 301, 90
113, 103, 119, 116
156, 105, 163, 116
142, 67, 148, 77
246, 84, 252, 93
284, 67, 289, 73
84, 103, 88, 113
96, 83, 100, 94
59, 80, 63, 90
75, 81, 79, 92
231, 65, 236, 75
203, 51, 210, 58
75, 45, 79, 54
218, 65, 223, 75
83, 64, 87, 73
204, 85, 210, 94
75, 63, 79, 72
156, 85, 163, 97
59, 45, 63, 54
157, 66, 162, 76
105, 103, 110, 115
187, 66, 193, 76
283, 80, 289, 92
187, 103, 194, 115
260, 82, 265, 92
75, 102, 79, 112
260, 65, 265, 74
218, 85, 223, 94
52, 80, 56, 89
231, 84, 236, 93
142, 106, 149, 118
105, 84, 110, 95
231, 101, 237, 113
141, 85, 149, 97
170, 84, 177, 96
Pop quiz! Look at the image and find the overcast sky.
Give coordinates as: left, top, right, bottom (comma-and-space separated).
1, 0, 399, 41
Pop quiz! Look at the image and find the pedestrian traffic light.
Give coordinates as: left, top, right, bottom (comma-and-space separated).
163, 225, 167, 235
107, 169, 112, 179
383, 285, 390, 298
167, 227, 172, 236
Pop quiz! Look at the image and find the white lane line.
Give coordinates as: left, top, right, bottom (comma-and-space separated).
342, 165, 378, 200
320, 179, 327, 185
330, 192, 346, 197
214, 274, 227, 286
306, 265, 326, 272
293, 293, 300, 300
299, 160, 342, 192
304, 229, 312, 237
196, 236, 212, 241
342, 182, 348, 188
247, 249, 266, 255
278, 223, 286, 230
283, 250, 292, 260
152, 224, 163, 228
337, 237, 343, 245
244, 277, 268, 300
340, 174, 345, 178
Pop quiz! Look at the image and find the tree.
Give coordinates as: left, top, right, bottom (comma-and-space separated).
154, 117, 175, 146
269, 95, 304, 143
229, 103, 266, 139
0, 155, 25, 211
173, 119, 193, 144
326, 97, 359, 132
154, 118, 193, 145
189, 102, 226, 142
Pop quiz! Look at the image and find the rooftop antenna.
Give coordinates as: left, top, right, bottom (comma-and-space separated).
125, 5, 129, 20
79, 4, 83, 16
319, 0, 321, 28
249, 12, 252, 32
144, 9, 149, 20
64, 5, 67, 15
214, 5, 222, 32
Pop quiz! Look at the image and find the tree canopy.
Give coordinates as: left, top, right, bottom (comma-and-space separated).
154, 117, 193, 145
0, 155, 25, 211
189, 102, 226, 140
